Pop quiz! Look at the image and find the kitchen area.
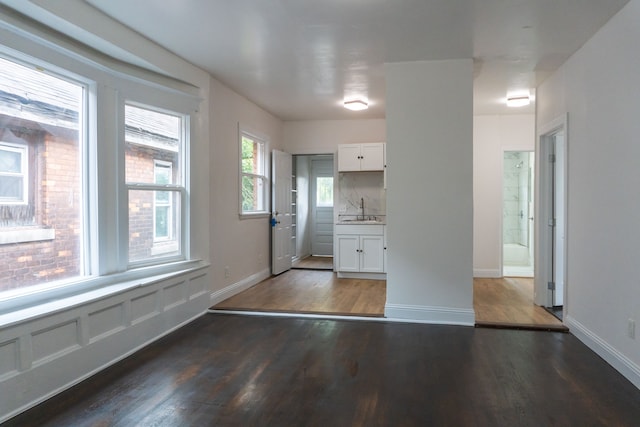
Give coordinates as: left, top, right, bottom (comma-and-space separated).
334, 142, 387, 280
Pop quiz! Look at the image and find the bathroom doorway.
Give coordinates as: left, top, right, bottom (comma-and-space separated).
503, 151, 534, 277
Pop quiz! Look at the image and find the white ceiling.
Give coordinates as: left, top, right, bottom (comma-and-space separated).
68, 1, 631, 119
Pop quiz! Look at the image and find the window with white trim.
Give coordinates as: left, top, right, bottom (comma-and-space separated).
0, 143, 28, 204
0, 27, 197, 310
125, 104, 185, 264
0, 55, 85, 292
154, 160, 173, 241
240, 129, 267, 215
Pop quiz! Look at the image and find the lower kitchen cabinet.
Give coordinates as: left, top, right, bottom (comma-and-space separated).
335, 225, 385, 274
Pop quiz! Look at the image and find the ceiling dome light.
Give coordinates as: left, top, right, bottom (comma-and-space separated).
344, 99, 369, 111
506, 95, 530, 107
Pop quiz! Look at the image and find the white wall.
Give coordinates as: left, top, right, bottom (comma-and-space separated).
385, 59, 474, 325
537, 0, 640, 388
209, 78, 284, 302
283, 119, 386, 155
473, 115, 535, 277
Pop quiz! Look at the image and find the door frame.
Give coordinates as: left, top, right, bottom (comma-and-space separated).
310, 156, 334, 256
535, 113, 568, 311
501, 148, 535, 278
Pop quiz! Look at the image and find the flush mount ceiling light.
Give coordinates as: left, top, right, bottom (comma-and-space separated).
344, 99, 369, 111
506, 95, 531, 107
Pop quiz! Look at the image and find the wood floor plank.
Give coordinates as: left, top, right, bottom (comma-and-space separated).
213, 269, 386, 317
5, 314, 640, 426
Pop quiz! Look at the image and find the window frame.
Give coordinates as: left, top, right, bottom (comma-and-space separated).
0, 24, 201, 314
0, 142, 28, 205
239, 125, 269, 218
124, 101, 189, 268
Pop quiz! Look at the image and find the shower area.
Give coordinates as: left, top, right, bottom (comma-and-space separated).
503, 151, 534, 277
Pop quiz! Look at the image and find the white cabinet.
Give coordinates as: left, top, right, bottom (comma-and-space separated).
335, 224, 385, 274
338, 143, 385, 172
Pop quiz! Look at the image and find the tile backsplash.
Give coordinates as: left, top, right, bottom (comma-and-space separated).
338, 171, 386, 216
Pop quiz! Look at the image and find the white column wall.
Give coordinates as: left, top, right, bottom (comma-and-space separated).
473, 115, 535, 277
384, 59, 474, 325
537, 0, 640, 389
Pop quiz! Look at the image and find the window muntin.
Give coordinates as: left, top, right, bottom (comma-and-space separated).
125, 104, 185, 264
240, 131, 267, 215
0, 143, 28, 204
0, 55, 85, 293
316, 176, 334, 207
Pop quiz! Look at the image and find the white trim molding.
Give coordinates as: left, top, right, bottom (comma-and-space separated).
384, 303, 475, 326
473, 269, 502, 278
565, 315, 640, 390
209, 268, 271, 306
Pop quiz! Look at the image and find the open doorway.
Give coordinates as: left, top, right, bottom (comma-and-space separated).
292, 154, 334, 270
503, 151, 535, 277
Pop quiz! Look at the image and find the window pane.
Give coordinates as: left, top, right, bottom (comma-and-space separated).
0, 56, 84, 293
0, 149, 22, 173
129, 189, 181, 261
0, 176, 23, 200
241, 136, 257, 174
316, 177, 333, 207
125, 105, 181, 185
241, 175, 265, 212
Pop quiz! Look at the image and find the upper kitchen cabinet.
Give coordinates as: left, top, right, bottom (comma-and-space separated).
338, 143, 385, 172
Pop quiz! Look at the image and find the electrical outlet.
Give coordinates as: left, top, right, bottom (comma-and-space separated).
628, 318, 636, 339
224, 266, 230, 279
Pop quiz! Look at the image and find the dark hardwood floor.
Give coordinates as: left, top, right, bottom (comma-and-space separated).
4, 313, 640, 426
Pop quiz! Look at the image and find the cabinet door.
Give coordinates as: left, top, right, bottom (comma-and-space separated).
360, 235, 385, 273
360, 143, 385, 171
336, 235, 359, 272
337, 144, 362, 171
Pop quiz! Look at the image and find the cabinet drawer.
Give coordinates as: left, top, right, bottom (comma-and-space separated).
335, 224, 384, 235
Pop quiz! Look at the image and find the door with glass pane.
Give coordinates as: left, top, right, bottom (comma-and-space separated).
310, 158, 334, 256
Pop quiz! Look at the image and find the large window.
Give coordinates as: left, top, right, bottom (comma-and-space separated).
0, 33, 196, 307
240, 129, 267, 215
0, 55, 85, 293
125, 104, 185, 264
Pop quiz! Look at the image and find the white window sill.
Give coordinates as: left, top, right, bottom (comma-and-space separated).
239, 212, 270, 219
0, 228, 55, 245
0, 259, 209, 328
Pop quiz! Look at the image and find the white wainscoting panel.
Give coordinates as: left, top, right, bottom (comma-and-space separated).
0, 265, 210, 424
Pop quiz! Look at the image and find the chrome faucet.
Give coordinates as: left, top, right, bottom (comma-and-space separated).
360, 197, 365, 220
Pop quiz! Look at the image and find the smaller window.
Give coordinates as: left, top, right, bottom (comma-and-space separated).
316, 177, 334, 207
240, 130, 268, 215
0, 143, 28, 204
154, 160, 172, 241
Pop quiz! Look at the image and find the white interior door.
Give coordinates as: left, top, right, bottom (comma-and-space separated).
271, 150, 292, 275
311, 158, 334, 256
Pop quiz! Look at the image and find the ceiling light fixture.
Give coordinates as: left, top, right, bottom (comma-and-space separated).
506, 95, 530, 108
344, 99, 369, 111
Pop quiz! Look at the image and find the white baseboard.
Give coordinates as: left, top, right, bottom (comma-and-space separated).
565, 315, 640, 390
473, 268, 501, 278
210, 268, 271, 306
384, 303, 475, 326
